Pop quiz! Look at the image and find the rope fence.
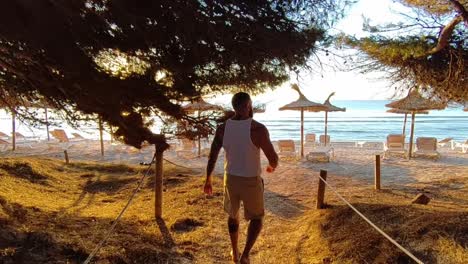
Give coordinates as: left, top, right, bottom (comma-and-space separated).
82, 152, 157, 264
316, 170, 424, 264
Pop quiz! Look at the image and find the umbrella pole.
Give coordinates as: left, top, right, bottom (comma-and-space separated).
408, 112, 415, 159
198, 111, 201, 157
98, 117, 104, 157
12, 110, 16, 151
324, 111, 328, 146
300, 108, 304, 158
45, 108, 50, 141
109, 125, 114, 144
402, 113, 407, 135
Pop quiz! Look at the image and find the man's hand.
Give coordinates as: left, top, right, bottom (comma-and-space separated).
266, 165, 275, 173
203, 178, 213, 195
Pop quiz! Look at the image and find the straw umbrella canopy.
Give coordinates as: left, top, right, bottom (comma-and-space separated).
307, 92, 346, 146
182, 97, 224, 157
385, 89, 445, 159
386, 108, 428, 135
279, 84, 328, 157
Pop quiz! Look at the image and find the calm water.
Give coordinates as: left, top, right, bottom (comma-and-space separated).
1, 100, 467, 142
255, 100, 467, 142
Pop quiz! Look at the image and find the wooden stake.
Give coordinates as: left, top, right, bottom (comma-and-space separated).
155, 145, 164, 219
316, 170, 327, 209
375, 155, 381, 190
64, 150, 69, 164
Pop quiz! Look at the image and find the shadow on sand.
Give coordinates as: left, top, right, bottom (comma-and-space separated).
0, 196, 192, 263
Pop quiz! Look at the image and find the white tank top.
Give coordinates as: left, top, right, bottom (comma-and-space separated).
223, 118, 261, 177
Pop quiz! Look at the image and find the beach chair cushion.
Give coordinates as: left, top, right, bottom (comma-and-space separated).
385, 134, 405, 149
305, 133, 316, 143
416, 137, 437, 151
384, 134, 406, 158
414, 137, 440, 159
50, 129, 70, 142
319, 135, 330, 145
278, 140, 296, 153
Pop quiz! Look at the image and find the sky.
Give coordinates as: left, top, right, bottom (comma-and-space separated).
212, 0, 413, 107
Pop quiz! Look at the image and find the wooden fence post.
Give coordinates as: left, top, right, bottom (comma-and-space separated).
375, 155, 381, 190
316, 170, 327, 209
64, 150, 69, 164
155, 145, 164, 219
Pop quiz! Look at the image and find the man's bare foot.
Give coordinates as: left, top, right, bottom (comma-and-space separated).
230, 249, 240, 263
240, 254, 250, 264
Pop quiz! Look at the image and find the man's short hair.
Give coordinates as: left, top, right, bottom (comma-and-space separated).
231, 92, 251, 111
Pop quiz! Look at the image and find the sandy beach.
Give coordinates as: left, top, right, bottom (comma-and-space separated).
1, 138, 467, 263
2, 138, 467, 204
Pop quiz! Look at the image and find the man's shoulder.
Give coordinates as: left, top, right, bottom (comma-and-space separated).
216, 123, 226, 133
251, 119, 267, 131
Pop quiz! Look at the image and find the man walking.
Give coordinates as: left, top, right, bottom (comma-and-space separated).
203, 92, 278, 264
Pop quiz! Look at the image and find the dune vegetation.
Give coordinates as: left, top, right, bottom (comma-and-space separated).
0, 157, 467, 263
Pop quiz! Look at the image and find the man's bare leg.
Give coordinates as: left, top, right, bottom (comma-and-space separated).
240, 218, 263, 264
228, 217, 240, 262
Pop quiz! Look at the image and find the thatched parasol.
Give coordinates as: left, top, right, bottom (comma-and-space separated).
307, 92, 346, 146
183, 97, 224, 157
385, 89, 445, 159
279, 84, 328, 157
386, 108, 428, 135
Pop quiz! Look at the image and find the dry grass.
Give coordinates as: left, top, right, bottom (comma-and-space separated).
0, 157, 467, 263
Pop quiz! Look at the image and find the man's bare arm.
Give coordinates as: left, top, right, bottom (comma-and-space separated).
258, 126, 278, 168
206, 125, 224, 179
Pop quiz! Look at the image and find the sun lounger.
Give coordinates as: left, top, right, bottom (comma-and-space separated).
0, 131, 9, 139
14, 132, 40, 142
437, 137, 454, 149
50, 129, 70, 143
305, 133, 316, 144
454, 139, 468, 153
306, 147, 334, 162
0, 138, 10, 151
319, 135, 330, 146
49, 129, 74, 149
176, 138, 197, 156
278, 140, 297, 159
383, 134, 406, 158
355, 141, 366, 148
71, 132, 91, 142
414, 137, 440, 160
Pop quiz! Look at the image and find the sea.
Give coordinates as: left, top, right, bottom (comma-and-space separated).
0, 100, 467, 142
255, 100, 467, 142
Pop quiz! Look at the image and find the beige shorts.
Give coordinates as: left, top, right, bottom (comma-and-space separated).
223, 174, 264, 220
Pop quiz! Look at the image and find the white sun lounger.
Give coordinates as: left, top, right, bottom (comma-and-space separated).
306, 147, 334, 162
383, 134, 407, 158
414, 137, 440, 160
454, 139, 468, 153
278, 140, 297, 159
